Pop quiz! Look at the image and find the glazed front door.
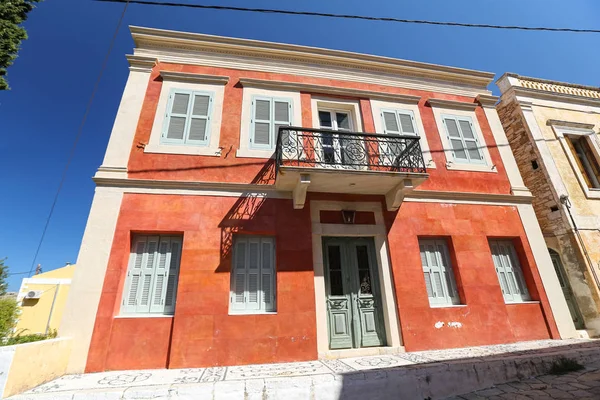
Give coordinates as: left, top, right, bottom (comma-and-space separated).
323, 237, 386, 349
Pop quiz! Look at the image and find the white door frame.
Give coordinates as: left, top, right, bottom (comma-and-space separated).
310, 200, 403, 358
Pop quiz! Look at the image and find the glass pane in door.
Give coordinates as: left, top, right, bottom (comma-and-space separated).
319, 111, 335, 164
327, 245, 343, 296
356, 245, 372, 295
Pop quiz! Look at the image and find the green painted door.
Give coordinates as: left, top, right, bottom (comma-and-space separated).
549, 250, 585, 330
323, 237, 386, 349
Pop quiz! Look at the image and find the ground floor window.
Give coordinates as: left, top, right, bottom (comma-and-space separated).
230, 236, 276, 314
419, 238, 460, 306
489, 240, 530, 303
121, 235, 182, 315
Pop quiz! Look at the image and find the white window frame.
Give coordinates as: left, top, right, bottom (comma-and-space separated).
229, 236, 277, 315
145, 80, 225, 156
238, 87, 302, 158
160, 88, 214, 147
370, 99, 436, 168
120, 235, 182, 316
489, 240, 530, 304
249, 95, 293, 151
419, 239, 461, 307
430, 106, 496, 172
550, 124, 600, 199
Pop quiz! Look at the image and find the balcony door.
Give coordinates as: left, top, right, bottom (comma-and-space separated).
323, 237, 386, 349
317, 110, 363, 169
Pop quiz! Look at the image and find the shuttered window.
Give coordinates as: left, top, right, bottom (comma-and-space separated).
230, 236, 276, 314
419, 239, 460, 306
121, 235, 182, 315
250, 96, 292, 150
565, 135, 600, 189
442, 115, 485, 164
162, 89, 213, 146
381, 109, 417, 135
489, 240, 530, 303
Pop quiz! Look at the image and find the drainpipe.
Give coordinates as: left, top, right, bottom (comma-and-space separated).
45, 284, 60, 335
559, 195, 600, 290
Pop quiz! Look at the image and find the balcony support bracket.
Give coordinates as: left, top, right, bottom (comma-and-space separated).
385, 179, 414, 211
293, 174, 311, 209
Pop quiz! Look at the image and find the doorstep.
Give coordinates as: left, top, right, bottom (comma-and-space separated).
9, 338, 600, 400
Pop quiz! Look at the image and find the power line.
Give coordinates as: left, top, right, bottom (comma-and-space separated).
23, 0, 131, 278
94, 0, 600, 34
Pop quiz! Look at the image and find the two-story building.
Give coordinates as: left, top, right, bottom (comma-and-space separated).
59, 26, 576, 373
497, 73, 600, 337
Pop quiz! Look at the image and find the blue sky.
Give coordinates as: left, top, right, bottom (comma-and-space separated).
0, 0, 599, 291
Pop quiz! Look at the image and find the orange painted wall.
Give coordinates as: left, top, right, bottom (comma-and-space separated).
86, 193, 317, 372
128, 63, 511, 195
385, 202, 559, 351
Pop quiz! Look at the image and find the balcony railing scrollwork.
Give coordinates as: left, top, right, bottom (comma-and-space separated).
275, 126, 427, 175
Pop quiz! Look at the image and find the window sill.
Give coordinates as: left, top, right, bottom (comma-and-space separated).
228, 311, 278, 316
446, 163, 497, 173
583, 188, 600, 199
429, 304, 467, 309
144, 143, 222, 157
505, 300, 539, 305
115, 314, 174, 318
236, 148, 275, 159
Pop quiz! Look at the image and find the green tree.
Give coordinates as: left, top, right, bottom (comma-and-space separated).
0, 297, 18, 340
0, 0, 42, 90
0, 258, 8, 296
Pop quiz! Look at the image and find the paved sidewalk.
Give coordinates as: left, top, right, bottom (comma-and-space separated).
447, 359, 600, 399
9, 338, 598, 399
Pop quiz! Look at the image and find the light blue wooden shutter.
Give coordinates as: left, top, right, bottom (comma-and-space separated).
246, 238, 261, 311
187, 93, 212, 144
458, 118, 484, 162
251, 98, 272, 148
398, 111, 416, 134
419, 239, 459, 306
490, 240, 530, 302
261, 238, 275, 312
274, 100, 292, 147
231, 239, 248, 311
136, 236, 159, 313
150, 237, 170, 313
382, 110, 401, 134
164, 92, 191, 141
444, 117, 468, 162
122, 237, 147, 313
164, 237, 181, 314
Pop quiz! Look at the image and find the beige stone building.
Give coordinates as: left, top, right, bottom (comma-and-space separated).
497, 74, 600, 336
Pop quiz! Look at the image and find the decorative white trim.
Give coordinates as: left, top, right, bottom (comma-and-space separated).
476, 94, 499, 108
145, 79, 225, 156
126, 54, 157, 73
20, 278, 71, 286
159, 71, 229, 85
311, 96, 363, 131
130, 26, 495, 90
405, 190, 533, 205
310, 200, 402, 354
427, 98, 478, 111
370, 99, 436, 168
237, 87, 302, 159
239, 77, 421, 104
430, 106, 497, 173
549, 124, 600, 199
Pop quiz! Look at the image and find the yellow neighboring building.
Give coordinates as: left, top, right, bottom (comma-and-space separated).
16, 264, 75, 335
497, 74, 600, 336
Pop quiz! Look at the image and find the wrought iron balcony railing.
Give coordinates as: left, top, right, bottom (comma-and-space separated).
275, 126, 427, 175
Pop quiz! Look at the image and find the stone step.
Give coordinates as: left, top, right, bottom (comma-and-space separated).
9, 339, 600, 400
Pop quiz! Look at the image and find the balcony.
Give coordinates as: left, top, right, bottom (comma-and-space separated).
274, 127, 429, 210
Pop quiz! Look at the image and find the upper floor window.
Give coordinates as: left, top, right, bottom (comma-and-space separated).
121, 235, 182, 315
489, 240, 530, 303
162, 89, 213, 146
250, 96, 292, 150
566, 135, 600, 189
442, 115, 485, 165
381, 109, 417, 136
230, 236, 276, 314
419, 239, 460, 307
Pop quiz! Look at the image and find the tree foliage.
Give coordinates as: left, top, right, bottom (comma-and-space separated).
0, 258, 8, 296
0, 297, 18, 340
0, 0, 42, 90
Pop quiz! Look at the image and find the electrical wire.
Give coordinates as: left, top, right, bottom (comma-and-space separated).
22, 0, 131, 278
94, 0, 600, 34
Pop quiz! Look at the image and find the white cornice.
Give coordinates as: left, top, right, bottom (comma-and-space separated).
546, 119, 596, 131
511, 86, 600, 108
160, 71, 229, 85
238, 78, 421, 104
129, 26, 495, 91
476, 94, 499, 108
427, 98, 478, 111
126, 54, 157, 73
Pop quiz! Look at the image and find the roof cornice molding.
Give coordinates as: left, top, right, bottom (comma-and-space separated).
512, 86, 600, 108
126, 54, 157, 73
238, 78, 421, 104
546, 119, 596, 131
427, 98, 478, 111
130, 26, 495, 88
476, 94, 499, 108
160, 71, 229, 85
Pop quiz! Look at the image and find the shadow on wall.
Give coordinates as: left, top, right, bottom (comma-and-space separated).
216, 159, 276, 272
